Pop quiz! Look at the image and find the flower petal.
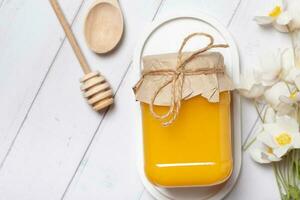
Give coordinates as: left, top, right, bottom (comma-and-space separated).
264, 82, 290, 108
266, 152, 281, 162
276, 102, 296, 116
239, 84, 265, 99
255, 52, 281, 86
279, 95, 294, 104
295, 93, 300, 102
254, 16, 274, 25
281, 48, 295, 81
250, 148, 271, 163
285, 0, 300, 31
264, 107, 276, 123
277, 95, 296, 116
276, 11, 292, 25
238, 73, 266, 99
295, 74, 300, 90
250, 141, 281, 163
292, 133, 300, 148
273, 22, 289, 32
257, 130, 277, 148
286, 68, 300, 83
282, 0, 288, 10
276, 115, 299, 133
273, 145, 290, 157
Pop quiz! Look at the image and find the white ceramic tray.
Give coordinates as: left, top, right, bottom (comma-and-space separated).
133, 12, 241, 200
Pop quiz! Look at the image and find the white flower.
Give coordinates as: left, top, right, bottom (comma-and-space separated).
250, 140, 281, 164
264, 106, 276, 123
257, 115, 300, 158
280, 48, 300, 83
264, 81, 290, 109
283, 0, 300, 31
250, 125, 280, 164
254, 5, 292, 32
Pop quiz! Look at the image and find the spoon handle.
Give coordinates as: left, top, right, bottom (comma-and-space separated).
49, 0, 91, 74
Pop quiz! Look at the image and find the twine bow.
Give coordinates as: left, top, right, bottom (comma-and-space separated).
134, 32, 229, 126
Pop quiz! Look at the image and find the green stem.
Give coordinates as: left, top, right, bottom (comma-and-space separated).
243, 138, 256, 151
278, 162, 289, 194
254, 100, 264, 122
286, 153, 290, 187
284, 80, 293, 94
297, 104, 300, 128
262, 105, 268, 122
291, 150, 295, 186
241, 101, 265, 151
242, 103, 266, 150
273, 163, 285, 199
295, 151, 298, 183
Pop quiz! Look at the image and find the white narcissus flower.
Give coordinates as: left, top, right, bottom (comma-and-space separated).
250, 126, 280, 164
254, 5, 292, 32
264, 81, 291, 109
257, 115, 300, 158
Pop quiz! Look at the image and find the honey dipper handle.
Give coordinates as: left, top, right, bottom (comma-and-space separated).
49, 0, 91, 74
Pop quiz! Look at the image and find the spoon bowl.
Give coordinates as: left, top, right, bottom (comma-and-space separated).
84, 0, 124, 54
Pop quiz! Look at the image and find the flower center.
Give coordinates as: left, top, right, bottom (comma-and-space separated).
290, 91, 298, 100
268, 6, 282, 18
275, 132, 292, 146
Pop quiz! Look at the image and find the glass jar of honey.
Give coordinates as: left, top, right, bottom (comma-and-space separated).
133, 33, 234, 187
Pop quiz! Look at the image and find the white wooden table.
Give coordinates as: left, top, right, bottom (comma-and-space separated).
0, 0, 292, 199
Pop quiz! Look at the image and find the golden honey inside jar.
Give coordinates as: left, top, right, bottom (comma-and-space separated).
141, 92, 232, 187
133, 33, 234, 187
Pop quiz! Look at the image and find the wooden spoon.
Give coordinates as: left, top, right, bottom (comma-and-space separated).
84, 0, 124, 54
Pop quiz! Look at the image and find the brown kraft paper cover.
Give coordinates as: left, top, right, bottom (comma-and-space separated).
133, 51, 234, 106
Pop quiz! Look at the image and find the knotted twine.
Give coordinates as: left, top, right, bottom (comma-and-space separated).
134, 32, 229, 126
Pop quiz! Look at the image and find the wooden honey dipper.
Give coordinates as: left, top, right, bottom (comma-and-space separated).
49, 0, 114, 111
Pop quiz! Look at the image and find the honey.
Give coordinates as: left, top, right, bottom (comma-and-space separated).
141, 92, 232, 187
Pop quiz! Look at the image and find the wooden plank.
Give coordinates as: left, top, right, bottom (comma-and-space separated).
0, 0, 162, 199
61, 0, 242, 199
227, 0, 292, 199
0, 0, 84, 164
155, 0, 241, 26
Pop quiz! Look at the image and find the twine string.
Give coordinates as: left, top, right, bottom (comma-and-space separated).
136, 32, 229, 126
